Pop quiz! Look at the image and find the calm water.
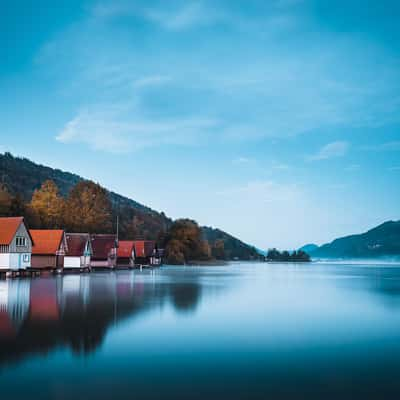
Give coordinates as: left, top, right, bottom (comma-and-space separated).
1, 262, 400, 399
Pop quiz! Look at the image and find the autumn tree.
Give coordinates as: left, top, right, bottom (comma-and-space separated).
164, 219, 211, 265
29, 180, 65, 228
66, 181, 112, 233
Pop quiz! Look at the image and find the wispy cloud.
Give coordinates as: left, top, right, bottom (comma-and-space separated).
133, 75, 172, 89
56, 106, 218, 153
308, 141, 350, 161
271, 161, 290, 170
39, 0, 400, 154
144, 2, 222, 31
217, 180, 302, 204
232, 157, 254, 165
92, 1, 225, 31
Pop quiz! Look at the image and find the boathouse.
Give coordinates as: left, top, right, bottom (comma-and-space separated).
64, 233, 92, 271
116, 241, 135, 268
133, 241, 162, 266
0, 217, 33, 272
30, 230, 67, 271
90, 234, 118, 269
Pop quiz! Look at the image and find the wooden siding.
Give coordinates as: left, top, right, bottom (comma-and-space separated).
9, 222, 32, 253
31, 255, 58, 269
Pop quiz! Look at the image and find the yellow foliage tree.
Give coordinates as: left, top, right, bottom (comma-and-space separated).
29, 180, 65, 228
66, 181, 112, 233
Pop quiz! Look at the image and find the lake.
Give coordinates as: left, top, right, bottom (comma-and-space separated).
1, 262, 400, 399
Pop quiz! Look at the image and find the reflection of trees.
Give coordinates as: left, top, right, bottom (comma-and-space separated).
170, 283, 202, 313
0, 271, 202, 366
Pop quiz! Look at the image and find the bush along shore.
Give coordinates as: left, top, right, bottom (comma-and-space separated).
265, 249, 311, 262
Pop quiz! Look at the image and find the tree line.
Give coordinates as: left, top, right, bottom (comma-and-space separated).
0, 180, 259, 264
266, 248, 311, 262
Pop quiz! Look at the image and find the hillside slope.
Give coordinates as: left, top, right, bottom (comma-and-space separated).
0, 152, 259, 260
310, 221, 400, 259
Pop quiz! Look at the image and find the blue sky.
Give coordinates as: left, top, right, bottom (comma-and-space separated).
1, 0, 400, 249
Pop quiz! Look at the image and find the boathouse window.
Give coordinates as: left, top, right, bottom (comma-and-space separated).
0, 245, 9, 253
16, 237, 27, 247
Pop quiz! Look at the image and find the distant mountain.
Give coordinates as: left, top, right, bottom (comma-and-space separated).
0, 152, 259, 260
298, 244, 319, 254
309, 221, 400, 259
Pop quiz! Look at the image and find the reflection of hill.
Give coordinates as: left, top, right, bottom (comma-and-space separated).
0, 271, 202, 366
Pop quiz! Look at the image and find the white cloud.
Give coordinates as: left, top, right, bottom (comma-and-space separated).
145, 2, 218, 30
43, 0, 400, 154
217, 180, 302, 204
133, 75, 172, 88
92, 1, 224, 31
271, 161, 290, 170
232, 157, 254, 164
56, 107, 218, 153
308, 141, 350, 161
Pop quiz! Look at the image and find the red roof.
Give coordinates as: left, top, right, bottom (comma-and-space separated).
117, 241, 135, 258
0, 217, 24, 245
30, 230, 64, 255
133, 241, 145, 257
133, 241, 155, 258
91, 234, 117, 260
65, 233, 90, 257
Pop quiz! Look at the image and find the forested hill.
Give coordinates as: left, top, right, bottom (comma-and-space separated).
0, 151, 153, 212
0, 152, 259, 261
309, 221, 400, 259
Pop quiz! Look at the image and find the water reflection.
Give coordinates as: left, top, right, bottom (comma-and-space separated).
3, 263, 400, 400
0, 270, 203, 365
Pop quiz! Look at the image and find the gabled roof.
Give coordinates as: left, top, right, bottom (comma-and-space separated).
30, 230, 65, 255
117, 241, 135, 258
133, 241, 145, 258
65, 233, 91, 257
133, 241, 155, 258
91, 234, 117, 260
0, 217, 25, 245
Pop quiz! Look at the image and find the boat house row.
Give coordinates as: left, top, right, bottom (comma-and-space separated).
0, 217, 163, 274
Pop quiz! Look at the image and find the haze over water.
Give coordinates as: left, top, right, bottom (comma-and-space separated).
1, 263, 400, 399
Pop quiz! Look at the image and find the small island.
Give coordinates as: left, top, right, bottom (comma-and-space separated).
265, 248, 311, 262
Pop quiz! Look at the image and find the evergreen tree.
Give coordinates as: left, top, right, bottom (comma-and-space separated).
9, 193, 26, 216
212, 239, 225, 260
0, 184, 12, 216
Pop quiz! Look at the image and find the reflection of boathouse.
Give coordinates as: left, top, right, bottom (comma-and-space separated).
29, 278, 61, 321
0, 279, 30, 336
0, 270, 203, 365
